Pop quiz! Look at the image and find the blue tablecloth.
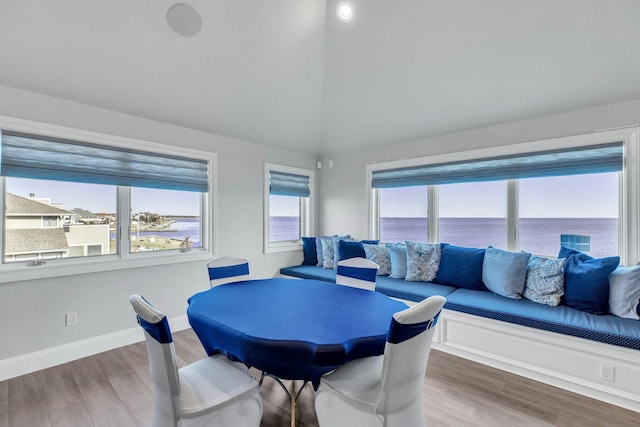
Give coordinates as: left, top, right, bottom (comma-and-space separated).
187, 278, 408, 387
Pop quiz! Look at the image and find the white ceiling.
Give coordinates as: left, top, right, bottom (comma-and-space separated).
1, 0, 639, 156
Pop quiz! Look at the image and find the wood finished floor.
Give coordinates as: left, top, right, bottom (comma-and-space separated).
1, 328, 637, 427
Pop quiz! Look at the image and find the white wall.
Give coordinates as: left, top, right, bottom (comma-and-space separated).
0, 85, 314, 366
318, 98, 640, 239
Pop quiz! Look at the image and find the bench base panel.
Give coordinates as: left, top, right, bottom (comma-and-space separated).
434, 309, 640, 413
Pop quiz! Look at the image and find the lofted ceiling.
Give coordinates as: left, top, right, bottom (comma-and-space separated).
1, 1, 640, 156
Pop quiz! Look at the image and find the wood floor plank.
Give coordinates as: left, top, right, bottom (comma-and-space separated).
7, 372, 51, 427
78, 383, 137, 427
0, 399, 8, 427
41, 362, 85, 414
109, 372, 154, 427
0, 379, 7, 402
48, 403, 94, 427
95, 347, 136, 380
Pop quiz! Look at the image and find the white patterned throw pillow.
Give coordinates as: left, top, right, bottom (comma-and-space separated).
405, 242, 441, 282
320, 237, 335, 269
363, 244, 391, 275
523, 256, 566, 306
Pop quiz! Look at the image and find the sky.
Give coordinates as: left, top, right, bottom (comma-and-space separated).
6, 178, 200, 216
380, 172, 618, 218
7, 172, 619, 218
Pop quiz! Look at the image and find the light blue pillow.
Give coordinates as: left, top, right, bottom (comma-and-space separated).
363, 244, 391, 275
523, 256, 565, 306
405, 242, 441, 282
387, 243, 408, 279
608, 266, 640, 320
482, 246, 531, 299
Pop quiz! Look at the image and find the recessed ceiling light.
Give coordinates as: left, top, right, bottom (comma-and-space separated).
167, 3, 202, 37
336, 2, 354, 22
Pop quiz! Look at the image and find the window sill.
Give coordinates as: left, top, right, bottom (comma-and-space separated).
264, 241, 302, 254
0, 249, 213, 284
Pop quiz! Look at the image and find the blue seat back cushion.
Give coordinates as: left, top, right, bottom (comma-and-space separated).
482, 246, 531, 299
338, 240, 380, 261
338, 240, 365, 260
558, 245, 582, 259
608, 265, 640, 320
435, 244, 486, 290
562, 253, 620, 315
301, 237, 318, 266
387, 243, 408, 279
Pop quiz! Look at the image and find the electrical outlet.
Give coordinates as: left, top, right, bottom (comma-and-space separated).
599, 363, 614, 382
65, 312, 77, 326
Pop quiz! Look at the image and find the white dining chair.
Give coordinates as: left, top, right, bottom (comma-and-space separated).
314, 295, 446, 427
336, 257, 379, 291
129, 295, 263, 427
208, 256, 250, 287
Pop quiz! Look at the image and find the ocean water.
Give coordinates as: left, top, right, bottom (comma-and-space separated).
270, 216, 300, 242
381, 217, 617, 258
272, 216, 618, 258
112, 218, 202, 247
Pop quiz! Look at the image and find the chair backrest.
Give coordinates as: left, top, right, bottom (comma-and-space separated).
336, 257, 379, 291
129, 295, 181, 425
208, 256, 250, 287
377, 295, 446, 418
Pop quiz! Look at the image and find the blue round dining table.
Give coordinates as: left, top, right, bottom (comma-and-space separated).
187, 278, 408, 388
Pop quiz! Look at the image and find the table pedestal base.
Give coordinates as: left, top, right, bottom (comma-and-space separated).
259, 372, 308, 427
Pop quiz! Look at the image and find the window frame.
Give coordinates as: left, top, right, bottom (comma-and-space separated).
368, 127, 640, 265
0, 115, 216, 284
264, 163, 314, 254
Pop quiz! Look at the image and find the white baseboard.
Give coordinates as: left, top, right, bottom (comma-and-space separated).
0, 315, 191, 382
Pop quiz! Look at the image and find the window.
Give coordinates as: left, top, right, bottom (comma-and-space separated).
264, 163, 314, 253
369, 129, 637, 263
519, 173, 618, 258
378, 186, 428, 243
0, 122, 214, 281
130, 187, 202, 253
439, 181, 507, 249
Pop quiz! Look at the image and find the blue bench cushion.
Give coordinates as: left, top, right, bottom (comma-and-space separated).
446, 289, 640, 350
374, 276, 457, 302
280, 265, 457, 302
280, 265, 337, 282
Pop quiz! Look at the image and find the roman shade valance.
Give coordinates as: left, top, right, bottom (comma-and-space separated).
269, 170, 310, 197
0, 131, 209, 192
371, 142, 624, 189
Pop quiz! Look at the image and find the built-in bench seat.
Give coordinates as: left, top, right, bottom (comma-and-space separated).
279, 264, 640, 413
280, 265, 640, 350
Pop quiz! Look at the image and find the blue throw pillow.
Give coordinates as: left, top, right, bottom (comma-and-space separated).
482, 246, 531, 299
339, 240, 365, 260
338, 239, 380, 261
435, 244, 485, 290
608, 266, 640, 320
562, 253, 620, 315
405, 242, 441, 282
387, 243, 408, 279
558, 245, 581, 259
301, 237, 318, 266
